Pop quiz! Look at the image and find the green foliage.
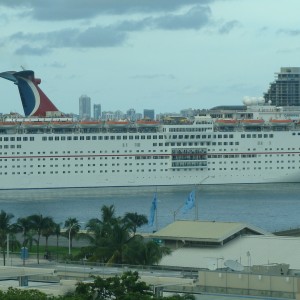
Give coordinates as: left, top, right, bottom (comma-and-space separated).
75, 271, 153, 300
0, 287, 49, 300
85, 205, 170, 265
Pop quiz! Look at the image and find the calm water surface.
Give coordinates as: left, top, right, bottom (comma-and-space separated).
0, 183, 299, 233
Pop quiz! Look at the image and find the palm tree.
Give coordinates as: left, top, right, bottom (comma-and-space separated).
41, 217, 56, 251
53, 223, 61, 261
0, 210, 14, 266
64, 217, 81, 253
27, 214, 54, 264
14, 217, 31, 248
85, 205, 170, 265
124, 212, 148, 235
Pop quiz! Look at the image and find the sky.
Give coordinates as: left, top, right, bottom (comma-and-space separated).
0, 0, 299, 116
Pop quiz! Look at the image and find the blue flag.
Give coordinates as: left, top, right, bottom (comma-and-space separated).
149, 193, 157, 226
182, 190, 195, 213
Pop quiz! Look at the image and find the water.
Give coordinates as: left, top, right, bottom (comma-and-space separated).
0, 183, 299, 233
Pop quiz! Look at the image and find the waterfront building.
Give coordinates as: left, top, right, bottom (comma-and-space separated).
264, 67, 300, 106
79, 95, 91, 120
93, 104, 101, 120
144, 109, 155, 120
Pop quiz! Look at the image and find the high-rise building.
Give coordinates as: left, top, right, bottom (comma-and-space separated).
143, 109, 155, 120
126, 108, 136, 121
264, 67, 300, 106
93, 104, 101, 120
79, 95, 91, 119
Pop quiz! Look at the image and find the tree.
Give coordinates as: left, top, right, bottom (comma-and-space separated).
27, 214, 54, 264
14, 216, 32, 248
64, 217, 81, 253
74, 271, 195, 300
85, 205, 170, 265
54, 222, 61, 260
0, 210, 14, 266
124, 212, 148, 235
41, 217, 56, 251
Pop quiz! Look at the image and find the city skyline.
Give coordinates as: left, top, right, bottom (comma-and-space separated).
0, 1, 299, 115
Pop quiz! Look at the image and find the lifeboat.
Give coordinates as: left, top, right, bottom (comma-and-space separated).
240, 119, 265, 126
50, 121, 76, 128
22, 121, 49, 129
215, 119, 238, 126
136, 120, 160, 127
79, 121, 103, 128
105, 120, 130, 127
0, 122, 19, 129
269, 119, 293, 126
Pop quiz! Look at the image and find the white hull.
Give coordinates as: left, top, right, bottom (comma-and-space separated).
0, 124, 300, 189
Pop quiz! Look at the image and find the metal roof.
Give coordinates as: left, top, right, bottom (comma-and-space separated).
150, 220, 269, 244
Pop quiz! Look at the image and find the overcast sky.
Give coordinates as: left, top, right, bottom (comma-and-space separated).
0, 0, 299, 115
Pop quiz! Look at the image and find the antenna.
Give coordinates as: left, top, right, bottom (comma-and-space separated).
224, 260, 244, 272
20, 65, 26, 70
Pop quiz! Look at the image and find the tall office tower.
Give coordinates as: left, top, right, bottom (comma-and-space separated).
143, 109, 155, 120
264, 67, 300, 106
126, 108, 136, 121
93, 104, 101, 120
79, 95, 91, 119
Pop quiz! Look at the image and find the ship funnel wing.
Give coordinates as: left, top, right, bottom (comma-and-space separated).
0, 70, 61, 117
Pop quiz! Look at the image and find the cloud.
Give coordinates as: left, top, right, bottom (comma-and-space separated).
6, 5, 213, 55
0, 0, 214, 20
131, 74, 176, 80
9, 26, 127, 54
114, 5, 212, 31
218, 20, 240, 34
277, 29, 300, 36
154, 5, 211, 30
15, 45, 52, 56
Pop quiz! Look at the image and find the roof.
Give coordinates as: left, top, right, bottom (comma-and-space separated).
159, 235, 300, 270
150, 220, 269, 245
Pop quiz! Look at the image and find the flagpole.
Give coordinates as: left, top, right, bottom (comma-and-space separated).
195, 186, 198, 221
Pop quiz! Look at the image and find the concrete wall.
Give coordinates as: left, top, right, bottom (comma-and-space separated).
198, 270, 298, 299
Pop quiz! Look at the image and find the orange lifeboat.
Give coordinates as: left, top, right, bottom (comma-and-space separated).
136, 120, 160, 127
215, 119, 238, 126
269, 119, 293, 126
22, 121, 48, 129
50, 121, 75, 128
79, 121, 103, 128
0, 122, 19, 128
106, 120, 130, 127
241, 119, 265, 126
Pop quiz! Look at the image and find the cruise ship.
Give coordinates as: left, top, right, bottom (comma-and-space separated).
0, 69, 300, 189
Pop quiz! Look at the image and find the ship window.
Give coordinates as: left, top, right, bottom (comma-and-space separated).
104, 136, 109, 140
42, 137, 47, 141
49, 137, 53, 141
17, 137, 21, 141
55, 137, 59, 141
129, 136, 133, 140
241, 134, 245, 138
30, 137, 34, 141
80, 136, 84, 140
4, 137, 8, 141
67, 136, 72, 140
98, 136, 102, 140
74, 136, 78, 140
10, 137, 15, 141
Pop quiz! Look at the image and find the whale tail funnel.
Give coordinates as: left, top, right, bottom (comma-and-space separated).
0, 70, 61, 117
